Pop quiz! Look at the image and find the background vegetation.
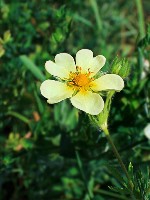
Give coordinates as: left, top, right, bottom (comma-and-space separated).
0, 0, 150, 199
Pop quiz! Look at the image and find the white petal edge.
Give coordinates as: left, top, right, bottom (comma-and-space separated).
40, 80, 73, 103
55, 53, 76, 72
76, 49, 93, 72
91, 74, 124, 91
45, 61, 71, 79
144, 123, 150, 139
89, 55, 106, 76
70, 91, 104, 115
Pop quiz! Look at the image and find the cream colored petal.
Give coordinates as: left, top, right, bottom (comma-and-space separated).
144, 123, 150, 139
76, 49, 93, 72
45, 61, 71, 79
40, 80, 73, 103
92, 74, 124, 91
70, 91, 104, 115
55, 53, 76, 72
89, 55, 106, 76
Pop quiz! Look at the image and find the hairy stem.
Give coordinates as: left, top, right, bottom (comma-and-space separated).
103, 128, 136, 200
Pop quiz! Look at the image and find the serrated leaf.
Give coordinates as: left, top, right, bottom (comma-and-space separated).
128, 162, 134, 178
109, 186, 130, 195
107, 165, 125, 186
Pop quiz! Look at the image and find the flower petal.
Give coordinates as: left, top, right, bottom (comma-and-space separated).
55, 53, 76, 72
92, 74, 124, 91
144, 123, 150, 140
45, 61, 71, 79
89, 55, 106, 76
40, 80, 73, 103
76, 49, 93, 72
70, 91, 104, 115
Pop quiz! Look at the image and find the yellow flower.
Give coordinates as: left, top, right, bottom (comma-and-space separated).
40, 49, 124, 115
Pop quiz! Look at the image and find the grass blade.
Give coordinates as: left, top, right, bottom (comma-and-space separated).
20, 55, 45, 81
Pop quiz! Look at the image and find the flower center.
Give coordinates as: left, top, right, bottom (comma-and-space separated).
67, 67, 94, 91
73, 74, 90, 86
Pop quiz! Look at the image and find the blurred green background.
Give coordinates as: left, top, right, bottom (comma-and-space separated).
0, 0, 150, 199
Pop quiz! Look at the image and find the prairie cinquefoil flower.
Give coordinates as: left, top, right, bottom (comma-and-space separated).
40, 49, 124, 115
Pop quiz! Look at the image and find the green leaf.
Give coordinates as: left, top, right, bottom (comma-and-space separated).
107, 165, 125, 186
109, 186, 130, 195
21, 139, 33, 149
6, 111, 30, 124
73, 14, 93, 27
128, 162, 134, 179
138, 24, 150, 48
20, 55, 45, 81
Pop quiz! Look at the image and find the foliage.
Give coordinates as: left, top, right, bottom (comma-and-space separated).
0, 0, 150, 199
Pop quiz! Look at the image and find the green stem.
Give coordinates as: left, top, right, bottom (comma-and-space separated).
98, 91, 114, 130
75, 150, 94, 200
103, 128, 136, 200
104, 129, 130, 181
135, 0, 145, 39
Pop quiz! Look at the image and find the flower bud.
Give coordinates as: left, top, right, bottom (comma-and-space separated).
111, 57, 130, 79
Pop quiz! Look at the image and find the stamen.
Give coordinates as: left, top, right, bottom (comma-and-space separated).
67, 66, 94, 92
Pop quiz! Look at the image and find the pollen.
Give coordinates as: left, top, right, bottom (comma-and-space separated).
68, 67, 94, 91
73, 74, 90, 86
